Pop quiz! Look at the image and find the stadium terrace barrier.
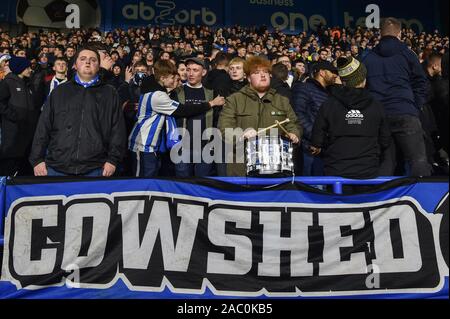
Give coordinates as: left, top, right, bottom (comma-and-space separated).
210, 177, 396, 194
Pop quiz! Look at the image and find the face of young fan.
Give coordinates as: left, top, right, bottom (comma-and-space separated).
277, 57, 292, 71
66, 47, 75, 58
248, 68, 271, 93
228, 62, 245, 81
186, 63, 206, 86
295, 62, 306, 75
16, 50, 26, 57
134, 65, 148, 75
20, 67, 32, 78
0, 60, 8, 69
160, 52, 171, 60
113, 66, 121, 76
53, 60, 67, 75
160, 74, 177, 88
237, 48, 246, 57
177, 63, 187, 81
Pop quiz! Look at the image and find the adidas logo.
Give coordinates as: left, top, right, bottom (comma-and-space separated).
345, 109, 364, 119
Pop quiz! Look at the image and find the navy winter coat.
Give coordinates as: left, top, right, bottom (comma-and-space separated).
291, 78, 329, 147
362, 36, 429, 117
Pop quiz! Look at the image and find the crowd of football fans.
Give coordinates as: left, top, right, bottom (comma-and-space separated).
0, 22, 448, 179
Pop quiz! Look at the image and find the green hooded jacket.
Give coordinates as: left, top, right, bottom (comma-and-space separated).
218, 85, 302, 176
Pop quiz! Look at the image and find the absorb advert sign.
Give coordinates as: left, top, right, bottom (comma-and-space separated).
112, 0, 222, 27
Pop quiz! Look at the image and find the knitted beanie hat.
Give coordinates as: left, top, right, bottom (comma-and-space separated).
336, 56, 367, 88
9, 56, 31, 75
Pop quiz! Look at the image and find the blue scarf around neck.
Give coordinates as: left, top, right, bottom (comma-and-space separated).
74, 74, 100, 88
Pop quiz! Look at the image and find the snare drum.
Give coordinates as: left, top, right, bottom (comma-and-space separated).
245, 136, 294, 176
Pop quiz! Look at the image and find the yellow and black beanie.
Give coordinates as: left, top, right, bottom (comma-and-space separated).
336, 57, 367, 88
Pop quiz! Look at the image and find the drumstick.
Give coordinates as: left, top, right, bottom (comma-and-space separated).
256, 118, 290, 135
276, 120, 290, 136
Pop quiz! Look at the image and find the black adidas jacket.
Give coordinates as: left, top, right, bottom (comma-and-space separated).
311, 85, 391, 179
29, 79, 127, 175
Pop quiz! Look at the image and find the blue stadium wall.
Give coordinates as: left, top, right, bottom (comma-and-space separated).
0, 0, 448, 33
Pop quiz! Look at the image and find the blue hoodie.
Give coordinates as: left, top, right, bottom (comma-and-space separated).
362, 36, 429, 117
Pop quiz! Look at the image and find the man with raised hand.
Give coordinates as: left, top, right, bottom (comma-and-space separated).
128, 60, 225, 178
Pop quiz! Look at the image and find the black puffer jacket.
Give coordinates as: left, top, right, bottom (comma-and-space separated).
229, 79, 248, 96
311, 85, 391, 179
204, 69, 232, 97
0, 73, 40, 159
291, 78, 330, 148
271, 78, 292, 100
29, 79, 127, 175
430, 54, 449, 152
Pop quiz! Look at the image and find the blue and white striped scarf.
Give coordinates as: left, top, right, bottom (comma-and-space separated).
74, 74, 99, 88
165, 116, 180, 150
49, 75, 67, 95
158, 116, 181, 153
41, 76, 68, 111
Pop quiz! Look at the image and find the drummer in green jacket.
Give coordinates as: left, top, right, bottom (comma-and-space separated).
218, 56, 302, 177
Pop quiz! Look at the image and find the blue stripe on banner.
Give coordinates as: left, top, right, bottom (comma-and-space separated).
0, 272, 447, 299
3, 180, 448, 214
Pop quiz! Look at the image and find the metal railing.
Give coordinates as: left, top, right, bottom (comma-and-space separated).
0, 176, 397, 247
210, 176, 396, 194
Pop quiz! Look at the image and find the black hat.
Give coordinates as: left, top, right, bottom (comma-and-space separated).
9, 56, 31, 75
185, 57, 206, 69
311, 61, 338, 74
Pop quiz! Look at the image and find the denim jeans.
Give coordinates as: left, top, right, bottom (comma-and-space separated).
379, 115, 432, 177
47, 167, 103, 177
131, 152, 161, 178
174, 149, 214, 177
302, 151, 324, 176
175, 162, 214, 178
